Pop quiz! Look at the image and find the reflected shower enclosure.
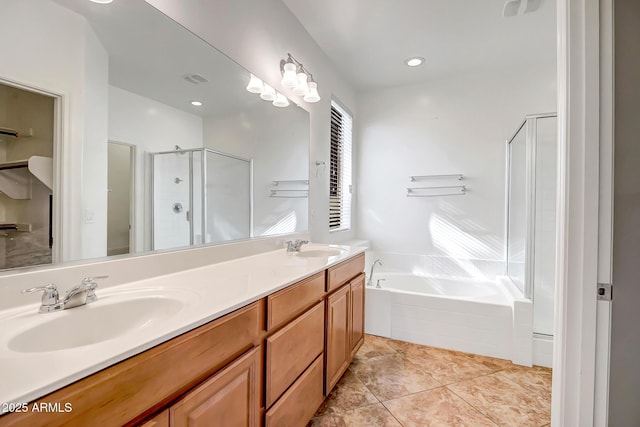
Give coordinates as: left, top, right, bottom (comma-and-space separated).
505, 113, 557, 337
151, 148, 251, 251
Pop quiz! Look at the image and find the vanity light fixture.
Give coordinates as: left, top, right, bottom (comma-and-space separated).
272, 93, 290, 108
89, 0, 114, 3
246, 74, 264, 93
259, 84, 277, 101
246, 74, 290, 107
405, 56, 425, 67
280, 53, 321, 103
190, 100, 203, 107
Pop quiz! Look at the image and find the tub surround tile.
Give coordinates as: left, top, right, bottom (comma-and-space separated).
383, 387, 497, 427
308, 403, 402, 427
447, 373, 551, 426
314, 370, 378, 416
349, 352, 441, 401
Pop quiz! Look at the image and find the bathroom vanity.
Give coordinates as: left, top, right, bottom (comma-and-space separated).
0, 248, 365, 427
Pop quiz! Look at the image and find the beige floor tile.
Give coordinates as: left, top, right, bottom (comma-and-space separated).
447, 373, 551, 426
350, 352, 441, 401
395, 344, 495, 384
308, 403, 402, 427
315, 369, 378, 416
497, 365, 553, 402
354, 334, 398, 362
384, 386, 497, 427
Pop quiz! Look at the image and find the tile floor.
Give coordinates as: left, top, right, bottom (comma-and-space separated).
308, 334, 551, 427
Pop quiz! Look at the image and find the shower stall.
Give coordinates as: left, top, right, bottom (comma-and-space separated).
151, 148, 252, 251
505, 113, 557, 338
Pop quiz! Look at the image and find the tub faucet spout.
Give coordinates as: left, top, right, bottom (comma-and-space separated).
367, 259, 383, 287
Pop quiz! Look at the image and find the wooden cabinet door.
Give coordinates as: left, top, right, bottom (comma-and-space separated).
139, 410, 169, 427
325, 285, 350, 394
170, 347, 261, 427
350, 273, 365, 358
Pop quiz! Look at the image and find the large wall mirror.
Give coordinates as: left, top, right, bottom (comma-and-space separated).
0, 0, 309, 270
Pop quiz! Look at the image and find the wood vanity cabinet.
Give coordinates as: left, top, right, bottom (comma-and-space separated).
325, 284, 351, 393
0, 253, 365, 427
170, 347, 261, 427
324, 254, 365, 395
350, 273, 366, 358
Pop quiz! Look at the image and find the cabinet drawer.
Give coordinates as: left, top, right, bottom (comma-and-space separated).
265, 355, 324, 427
327, 253, 364, 292
267, 271, 325, 331
265, 301, 325, 407
170, 347, 261, 427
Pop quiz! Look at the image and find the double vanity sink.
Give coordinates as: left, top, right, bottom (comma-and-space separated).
0, 243, 357, 422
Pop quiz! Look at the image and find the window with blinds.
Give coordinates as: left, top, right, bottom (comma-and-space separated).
329, 100, 352, 231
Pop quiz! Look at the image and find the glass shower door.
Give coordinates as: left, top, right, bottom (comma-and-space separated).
506, 123, 527, 294
204, 150, 251, 243
152, 152, 191, 251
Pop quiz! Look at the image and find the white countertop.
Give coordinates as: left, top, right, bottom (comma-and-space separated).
0, 244, 365, 407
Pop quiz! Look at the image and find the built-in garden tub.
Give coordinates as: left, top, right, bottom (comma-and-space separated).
365, 272, 533, 365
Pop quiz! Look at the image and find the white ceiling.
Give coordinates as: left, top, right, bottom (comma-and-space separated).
282, 0, 556, 89
53, 0, 262, 117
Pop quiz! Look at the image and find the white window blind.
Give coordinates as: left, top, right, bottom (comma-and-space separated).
329, 100, 352, 231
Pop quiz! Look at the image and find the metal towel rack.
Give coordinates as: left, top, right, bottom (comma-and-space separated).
270, 179, 309, 198
406, 174, 466, 197
406, 186, 466, 197
409, 174, 463, 181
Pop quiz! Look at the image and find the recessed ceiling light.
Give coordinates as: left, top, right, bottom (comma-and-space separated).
191, 101, 203, 107
405, 57, 425, 67
89, 0, 114, 3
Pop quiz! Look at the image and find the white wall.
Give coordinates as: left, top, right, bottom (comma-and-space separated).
0, 0, 109, 263
204, 104, 309, 237
108, 86, 203, 252
357, 64, 556, 278
145, 0, 357, 244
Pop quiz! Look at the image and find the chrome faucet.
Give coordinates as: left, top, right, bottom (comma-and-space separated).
22, 276, 107, 313
21, 284, 63, 313
285, 239, 309, 252
367, 259, 383, 287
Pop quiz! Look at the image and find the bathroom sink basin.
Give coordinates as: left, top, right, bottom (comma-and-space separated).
8, 296, 184, 353
296, 248, 345, 258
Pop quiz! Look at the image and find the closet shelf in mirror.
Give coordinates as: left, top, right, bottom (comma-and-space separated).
0, 156, 53, 199
0, 127, 33, 138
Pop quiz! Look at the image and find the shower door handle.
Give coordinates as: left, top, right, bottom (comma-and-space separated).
186, 210, 190, 222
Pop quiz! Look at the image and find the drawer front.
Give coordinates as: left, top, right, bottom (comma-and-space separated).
327, 253, 365, 292
0, 301, 263, 427
267, 271, 325, 331
170, 347, 261, 427
265, 301, 325, 407
265, 355, 324, 427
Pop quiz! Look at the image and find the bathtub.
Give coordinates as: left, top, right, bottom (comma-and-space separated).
365, 272, 532, 364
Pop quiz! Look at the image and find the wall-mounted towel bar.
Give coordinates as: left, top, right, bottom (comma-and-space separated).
272, 180, 309, 186
410, 174, 463, 181
406, 185, 466, 197
270, 189, 308, 198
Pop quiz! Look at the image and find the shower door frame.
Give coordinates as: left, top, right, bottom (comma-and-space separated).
150, 148, 253, 250
505, 113, 557, 300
